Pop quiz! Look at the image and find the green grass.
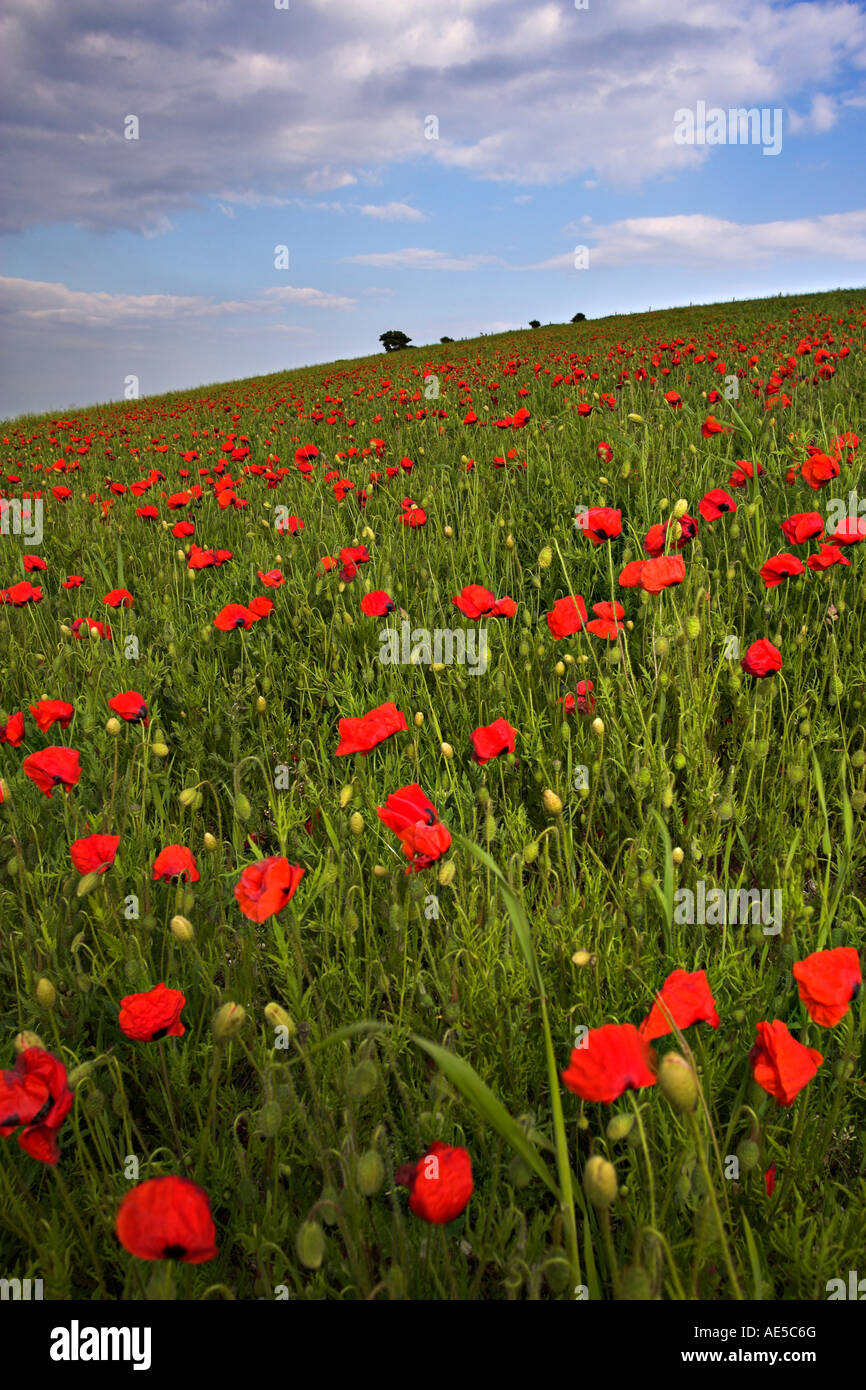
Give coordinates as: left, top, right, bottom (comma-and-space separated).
1, 286, 865, 1300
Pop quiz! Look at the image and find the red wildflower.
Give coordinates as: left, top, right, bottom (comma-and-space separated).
750, 1020, 822, 1105
698, 488, 737, 522
585, 600, 625, 640
760, 553, 805, 588
546, 595, 587, 640
562, 679, 595, 714
470, 717, 517, 765
108, 691, 149, 726
115, 1177, 218, 1262
23, 746, 81, 797
234, 857, 305, 922
0, 1047, 73, 1164
119, 982, 186, 1041
806, 544, 850, 572
639, 969, 720, 1041
792, 947, 861, 1027
395, 1141, 473, 1224
740, 639, 782, 678
800, 452, 840, 491
780, 512, 824, 546
334, 701, 408, 756
70, 833, 120, 875
360, 590, 396, 617
103, 589, 134, 608
561, 1023, 657, 1104
577, 507, 622, 545
452, 585, 517, 619
638, 554, 685, 592
152, 845, 199, 883
0, 712, 25, 747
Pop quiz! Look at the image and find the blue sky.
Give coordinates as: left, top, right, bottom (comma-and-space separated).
2, 0, 866, 418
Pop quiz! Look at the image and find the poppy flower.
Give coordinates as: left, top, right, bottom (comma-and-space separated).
108, 691, 149, 726
61, 576, 84, 589
29, 700, 75, 733
0, 711, 26, 747
546, 595, 587, 640
561, 1023, 657, 1104
577, 507, 622, 546
471, 717, 517, 765
334, 701, 408, 756
247, 595, 274, 620
740, 639, 782, 678
806, 544, 850, 572
828, 518, 866, 546
792, 947, 861, 1027
750, 1020, 822, 1105
234, 856, 304, 922
800, 452, 840, 490
22, 556, 46, 572
765, 1162, 776, 1197
760, 553, 805, 589
638, 554, 685, 592
618, 559, 647, 587
0, 1047, 73, 1164
377, 784, 451, 872
71, 617, 111, 640
644, 516, 698, 556
103, 589, 134, 608
152, 845, 199, 883
452, 585, 517, 619
119, 982, 187, 1041
729, 459, 764, 489
639, 968, 720, 1041
257, 569, 285, 588
597, 441, 614, 462
172, 521, 195, 540
115, 1176, 218, 1263
394, 1141, 473, 1224
698, 488, 737, 522
664, 391, 683, 408
70, 833, 120, 875
585, 600, 625, 640
780, 512, 824, 546
1, 581, 42, 606
562, 679, 595, 714
214, 603, 256, 631
701, 415, 733, 438
360, 590, 396, 617
23, 746, 81, 798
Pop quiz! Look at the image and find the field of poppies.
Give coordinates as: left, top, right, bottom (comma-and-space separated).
1, 287, 864, 1302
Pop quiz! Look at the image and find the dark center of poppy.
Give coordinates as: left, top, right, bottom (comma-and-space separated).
151, 1027, 169, 1040
162, 1244, 187, 1259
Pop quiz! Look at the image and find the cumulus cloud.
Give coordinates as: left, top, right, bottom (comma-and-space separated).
358, 202, 427, 221
1, 0, 864, 233
344, 247, 501, 270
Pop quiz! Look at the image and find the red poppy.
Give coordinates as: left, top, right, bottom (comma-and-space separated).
23, 556, 46, 572
108, 691, 149, 726
577, 507, 622, 546
257, 569, 285, 587
152, 845, 199, 883
103, 589, 134, 608
471, 716, 517, 764
792, 947, 861, 1027
334, 701, 408, 756
828, 517, 866, 546
0, 1047, 73, 1164
597, 441, 614, 462
247, 595, 274, 620
729, 459, 764, 489
1, 581, 42, 606
618, 559, 647, 587
234, 856, 304, 922
638, 554, 685, 592
750, 1020, 822, 1105
115, 1176, 218, 1262
29, 700, 75, 733
546, 595, 587, 639
780, 512, 824, 546
639, 968, 720, 1041
664, 391, 682, 408
172, 521, 195, 540
585, 600, 625, 640
698, 488, 737, 523
360, 590, 396, 617
0, 711, 26, 747
377, 784, 451, 872
214, 603, 256, 631
740, 639, 782, 678
394, 1141, 473, 1224
800, 452, 840, 490
765, 1162, 776, 1197
61, 575, 84, 588
23, 746, 81, 797
701, 415, 732, 438
561, 1023, 657, 1104
452, 585, 517, 619
70, 833, 120, 875
806, 543, 850, 572
760, 553, 805, 589
71, 617, 111, 640
119, 982, 187, 1041
562, 679, 595, 714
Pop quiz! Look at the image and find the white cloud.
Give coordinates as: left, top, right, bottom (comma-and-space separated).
358, 201, 427, 221
345, 247, 501, 270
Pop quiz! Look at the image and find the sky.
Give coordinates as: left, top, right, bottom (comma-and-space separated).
1, 0, 866, 419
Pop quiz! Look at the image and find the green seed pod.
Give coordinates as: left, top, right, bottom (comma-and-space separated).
620, 1264, 653, 1299
36, 978, 57, 1010
257, 1101, 282, 1137
736, 1138, 760, 1171
296, 1220, 325, 1270
212, 1002, 246, 1042
346, 1059, 379, 1101
658, 1053, 698, 1112
583, 1155, 618, 1208
508, 1154, 533, 1189
356, 1150, 385, 1195
234, 793, 251, 821
77, 871, 102, 897
523, 841, 539, 864
606, 1113, 635, 1143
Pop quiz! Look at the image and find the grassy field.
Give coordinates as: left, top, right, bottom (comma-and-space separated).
1, 287, 864, 1301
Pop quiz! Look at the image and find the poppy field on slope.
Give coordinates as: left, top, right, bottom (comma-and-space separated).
0, 287, 865, 1300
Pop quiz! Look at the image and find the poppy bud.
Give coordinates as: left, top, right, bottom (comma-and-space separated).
508, 1154, 533, 1188
437, 859, 456, 886
627, 413, 644, 423
505, 534, 514, 549
67, 1061, 95, 1087
672, 498, 689, 518
234, 793, 251, 821
537, 545, 553, 569
179, 787, 199, 807
36, 977, 57, 1010
444, 525, 453, 537
212, 1002, 246, 1042
105, 717, 122, 737
203, 832, 218, 851
672, 846, 684, 865
736, 1138, 760, 1171
658, 1052, 698, 1112
583, 1154, 618, 1208
620, 1264, 653, 1299
77, 871, 102, 897
349, 811, 364, 835
356, 1150, 385, 1195
60, 624, 72, 636
592, 717, 605, 737
440, 742, 453, 758
264, 1002, 295, 1034
372, 863, 388, 877
346, 1059, 379, 1100
572, 949, 591, 966
852, 791, 866, 813
296, 1220, 325, 1269
14, 1030, 44, 1053
684, 616, 700, 640
542, 789, 563, 815
257, 1100, 282, 1137
256, 696, 267, 713
339, 784, 354, 808
606, 1113, 634, 1143
170, 914, 194, 942
414, 711, 424, 727
523, 841, 539, 863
